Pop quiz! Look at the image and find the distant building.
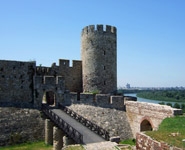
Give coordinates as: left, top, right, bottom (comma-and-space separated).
126, 83, 131, 89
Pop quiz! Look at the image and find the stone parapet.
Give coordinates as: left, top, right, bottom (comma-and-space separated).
80, 93, 94, 104
124, 96, 137, 102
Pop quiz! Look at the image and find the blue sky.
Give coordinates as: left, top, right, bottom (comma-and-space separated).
0, 0, 185, 87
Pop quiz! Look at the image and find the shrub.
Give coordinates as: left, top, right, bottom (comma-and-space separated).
158, 102, 165, 105
173, 103, 180, 109
166, 103, 172, 107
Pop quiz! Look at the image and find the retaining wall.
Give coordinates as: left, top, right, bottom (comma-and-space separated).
0, 107, 44, 146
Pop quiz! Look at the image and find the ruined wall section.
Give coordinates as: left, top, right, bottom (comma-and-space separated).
136, 132, 183, 150
81, 25, 117, 94
0, 60, 35, 103
36, 59, 82, 93
125, 101, 182, 138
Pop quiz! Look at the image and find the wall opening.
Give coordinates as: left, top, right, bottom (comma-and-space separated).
42, 91, 56, 106
140, 119, 153, 132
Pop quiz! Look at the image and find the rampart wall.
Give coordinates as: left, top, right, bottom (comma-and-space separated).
65, 92, 128, 110
125, 101, 182, 137
0, 60, 36, 103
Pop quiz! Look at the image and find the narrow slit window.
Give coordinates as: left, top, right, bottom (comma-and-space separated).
104, 81, 106, 85
104, 50, 106, 55
104, 66, 106, 70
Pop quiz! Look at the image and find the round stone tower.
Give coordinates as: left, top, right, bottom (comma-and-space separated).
81, 24, 117, 94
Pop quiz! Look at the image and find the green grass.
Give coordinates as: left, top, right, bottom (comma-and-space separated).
119, 139, 136, 146
145, 115, 185, 148
0, 141, 52, 150
64, 145, 85, 150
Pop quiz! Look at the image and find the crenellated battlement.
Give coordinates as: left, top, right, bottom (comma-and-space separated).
59, 59, 82, 68
36, 59, 82, 75
81, 24, 117, 35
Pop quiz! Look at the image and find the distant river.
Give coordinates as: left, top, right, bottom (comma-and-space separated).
124, 93, 185, 105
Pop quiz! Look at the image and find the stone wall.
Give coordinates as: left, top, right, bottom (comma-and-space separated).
67, 104, 133, 140
66, 93, 126, 110
136, 132, 182, 150
81, 24, 117, 94
125, 101, 182, 137
36, 59, 82, 93
0, 107, 44, 146
0, 60, 35, 103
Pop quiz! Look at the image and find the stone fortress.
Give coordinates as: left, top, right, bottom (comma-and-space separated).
0, 24, 121, 108
0, 25, 182, 148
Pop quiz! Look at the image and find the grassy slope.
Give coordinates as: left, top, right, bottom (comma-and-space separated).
146, 116, 185, 148
137, 92, 185, 102
0, 141, 52, 150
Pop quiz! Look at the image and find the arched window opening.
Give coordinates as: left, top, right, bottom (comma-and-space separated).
42, 91, 56, 106
140, 119, 153, 132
